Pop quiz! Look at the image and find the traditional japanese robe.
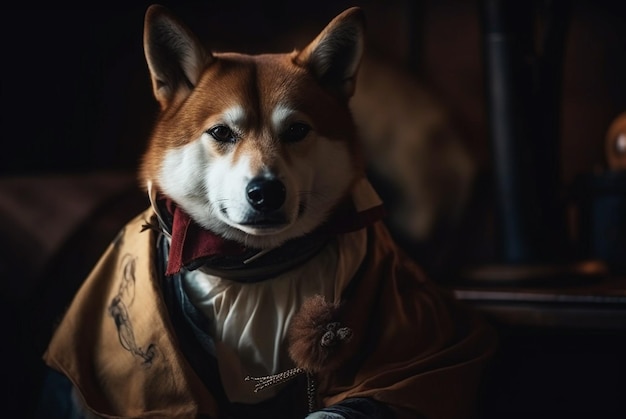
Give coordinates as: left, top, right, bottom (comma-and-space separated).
44, 181, 496, 419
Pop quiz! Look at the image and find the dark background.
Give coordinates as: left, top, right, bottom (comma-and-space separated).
2, 0, 626, 182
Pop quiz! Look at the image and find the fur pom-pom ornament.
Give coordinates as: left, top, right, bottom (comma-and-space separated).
288, 294, 353, 374
245, 295, 353, 411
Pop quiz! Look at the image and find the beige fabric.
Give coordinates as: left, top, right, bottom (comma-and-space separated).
44, 209, 218, 418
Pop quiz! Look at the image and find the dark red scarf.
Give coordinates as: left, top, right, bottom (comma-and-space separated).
160, 198, 386, 278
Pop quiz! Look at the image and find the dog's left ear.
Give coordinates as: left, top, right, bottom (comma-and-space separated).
294, 7, 365, 98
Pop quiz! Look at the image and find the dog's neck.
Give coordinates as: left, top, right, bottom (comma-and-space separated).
147, 178, 385, 282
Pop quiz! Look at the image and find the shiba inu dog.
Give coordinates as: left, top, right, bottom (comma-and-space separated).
43, 5, 496, 419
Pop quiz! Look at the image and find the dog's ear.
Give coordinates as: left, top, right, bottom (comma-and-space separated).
143, 4, 213, 108
294, 7, 365, 98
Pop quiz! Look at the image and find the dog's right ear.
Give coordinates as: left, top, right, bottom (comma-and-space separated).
143, 4, 213, 108
293, 7, 365, 99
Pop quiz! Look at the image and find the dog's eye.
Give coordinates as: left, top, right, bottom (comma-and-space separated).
208, 125, 236, 143
281, 122, 311, 143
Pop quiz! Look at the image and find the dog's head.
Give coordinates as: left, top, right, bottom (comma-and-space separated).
141, 5, 366, 249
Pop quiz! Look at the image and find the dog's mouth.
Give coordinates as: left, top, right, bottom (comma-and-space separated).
239, 215, 289, 229
216, 188, 312, 237
236, 219, 290, 236
241, 198, 310, 230
219, 206, 291, 234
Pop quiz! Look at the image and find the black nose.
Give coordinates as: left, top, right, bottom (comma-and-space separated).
246, 177, 286, 212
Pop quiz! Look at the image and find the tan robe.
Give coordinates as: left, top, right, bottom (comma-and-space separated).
44, 208, 496, 418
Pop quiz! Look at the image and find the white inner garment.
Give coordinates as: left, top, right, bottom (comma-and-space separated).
182, 228, 367, 404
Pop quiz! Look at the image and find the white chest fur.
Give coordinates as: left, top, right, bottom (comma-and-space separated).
181, 229, 367, 403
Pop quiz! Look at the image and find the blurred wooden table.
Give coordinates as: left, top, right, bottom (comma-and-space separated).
449, 275, 626, 331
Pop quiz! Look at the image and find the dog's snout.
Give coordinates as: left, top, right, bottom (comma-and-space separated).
246, 177, 286, 212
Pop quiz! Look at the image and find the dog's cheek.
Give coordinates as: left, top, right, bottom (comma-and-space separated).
159, 140, 210, 201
